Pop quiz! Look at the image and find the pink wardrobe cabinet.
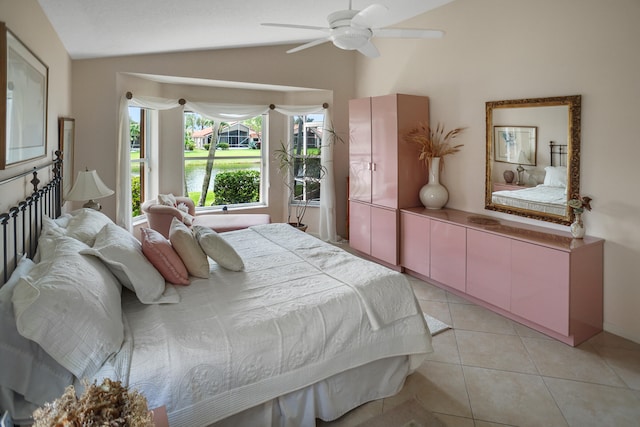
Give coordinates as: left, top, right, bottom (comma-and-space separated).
348, 94, 429, 266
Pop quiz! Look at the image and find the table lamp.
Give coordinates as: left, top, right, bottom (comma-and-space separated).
516, 151, 529, 185
66, 168, 114, 210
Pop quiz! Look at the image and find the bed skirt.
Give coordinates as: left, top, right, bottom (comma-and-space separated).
211, 355, 415, 427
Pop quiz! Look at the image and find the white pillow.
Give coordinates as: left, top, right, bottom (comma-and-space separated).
176, 202, 194, 226
0, 255, 73, 409
12, 236, 124, 379
80, 223, 179, 304
64, 208, 113, 246
169, 217, 210, 278
2, 254, 35, 290
53, 213, 73, 228
193, 225, 245, 272
543, 166, 567, 187
157, 193, 177, 207
41, 216, 67, 238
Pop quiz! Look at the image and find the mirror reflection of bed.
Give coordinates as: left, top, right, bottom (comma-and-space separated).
491, 142, 568, 216
485, 95, 581, 225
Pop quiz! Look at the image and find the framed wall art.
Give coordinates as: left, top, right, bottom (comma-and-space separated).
493, 125, 537, 166
1, 22, 49, 169
58, 117, 75, 199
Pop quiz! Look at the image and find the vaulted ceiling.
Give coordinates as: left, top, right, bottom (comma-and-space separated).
37, 0, 454, 59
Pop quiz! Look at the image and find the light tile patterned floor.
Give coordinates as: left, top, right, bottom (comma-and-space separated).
318, 274, 640, 427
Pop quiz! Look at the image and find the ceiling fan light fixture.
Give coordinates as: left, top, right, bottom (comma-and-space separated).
332, 35, 368, 50
331, 26, 371, 50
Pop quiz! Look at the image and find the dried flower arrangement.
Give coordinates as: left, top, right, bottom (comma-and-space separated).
568, 195, 592, 214
32, 378, 153, 427
404, 122, 466, 173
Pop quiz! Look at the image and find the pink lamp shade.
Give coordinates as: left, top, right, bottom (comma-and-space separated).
66, 169, 114, 210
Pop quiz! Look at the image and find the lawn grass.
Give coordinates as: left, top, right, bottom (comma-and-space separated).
188, 191, 215, 206
132, 148, 261, 164
184, 148, 261, 160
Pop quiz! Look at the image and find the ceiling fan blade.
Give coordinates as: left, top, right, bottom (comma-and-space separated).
286, 37, 332, 54
357, 41, 380, 58
261, 23, 329, 32
352, 4, 388, 29
374, 28, 445, 39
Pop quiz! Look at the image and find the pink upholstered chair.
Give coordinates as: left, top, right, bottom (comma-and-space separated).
141, 196, 196, 238
141, 197, 271, 238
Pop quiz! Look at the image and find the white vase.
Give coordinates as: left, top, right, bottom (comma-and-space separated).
419, 157, 449, 209
570, 212, 586, 239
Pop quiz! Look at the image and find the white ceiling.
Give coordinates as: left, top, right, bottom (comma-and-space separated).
37, 0, 454, 59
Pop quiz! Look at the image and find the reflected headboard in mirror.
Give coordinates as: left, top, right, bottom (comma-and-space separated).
485, 95, 581, 225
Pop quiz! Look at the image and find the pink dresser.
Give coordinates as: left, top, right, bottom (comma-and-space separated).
400, 207, 604, 346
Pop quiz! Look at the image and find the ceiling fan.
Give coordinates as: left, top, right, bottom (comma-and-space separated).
261, 1, 445, 58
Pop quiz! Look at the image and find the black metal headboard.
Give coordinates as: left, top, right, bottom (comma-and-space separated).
550, 141, 568, 167
1, 152, 62, 283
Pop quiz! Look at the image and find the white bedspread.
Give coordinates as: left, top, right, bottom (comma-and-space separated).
96, 224, 431, 427
492, 184, 567, 216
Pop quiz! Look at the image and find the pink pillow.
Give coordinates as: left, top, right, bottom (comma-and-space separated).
140, 228, 190, 286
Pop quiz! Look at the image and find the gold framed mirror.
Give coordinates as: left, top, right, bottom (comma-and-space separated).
485, 95, 581, 225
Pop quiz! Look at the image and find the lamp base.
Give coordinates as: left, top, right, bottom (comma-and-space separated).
82, 199, 103, 211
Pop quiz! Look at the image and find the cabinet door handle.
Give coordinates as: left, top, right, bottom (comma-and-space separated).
367, 162, 372, 171
371, 163, 377, 171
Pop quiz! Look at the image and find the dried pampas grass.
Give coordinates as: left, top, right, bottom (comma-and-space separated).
405, 122, 465, 173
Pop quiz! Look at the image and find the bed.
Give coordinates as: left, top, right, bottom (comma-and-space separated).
491, 142, 569, 216
0, 161, 433, 426
491, 183, 567, 216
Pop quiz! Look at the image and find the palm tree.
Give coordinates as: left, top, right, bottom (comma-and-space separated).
197, 121, 224, 206
129, 120, 140, 148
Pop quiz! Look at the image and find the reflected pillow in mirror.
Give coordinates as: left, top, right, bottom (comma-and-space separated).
543, 166, 567, 187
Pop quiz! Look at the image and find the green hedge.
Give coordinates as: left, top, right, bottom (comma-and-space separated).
131, 175, 141, 217
213, 170, 260, 205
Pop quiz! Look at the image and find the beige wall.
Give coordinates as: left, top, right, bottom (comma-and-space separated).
0, 0, 72, 212
72, 45, 356, 236
354, 0, 640, 343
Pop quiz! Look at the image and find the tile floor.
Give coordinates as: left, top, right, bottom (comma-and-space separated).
318, 274, 640, 427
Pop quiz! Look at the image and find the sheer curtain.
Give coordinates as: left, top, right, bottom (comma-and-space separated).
273, 105, 337, 242
117, 94, 183, 231
186, 101, 270, 122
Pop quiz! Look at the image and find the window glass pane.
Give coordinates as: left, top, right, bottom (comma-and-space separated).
306, 157, 323, 179
129, 107, 142, 160
307, 180, 321, 201
184, 112, 264, 208
131, 161, 142, 217
290, 114, 323, 205
129, 107, 145, 218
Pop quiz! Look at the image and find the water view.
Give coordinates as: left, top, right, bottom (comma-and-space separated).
184, 161, 260, 193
